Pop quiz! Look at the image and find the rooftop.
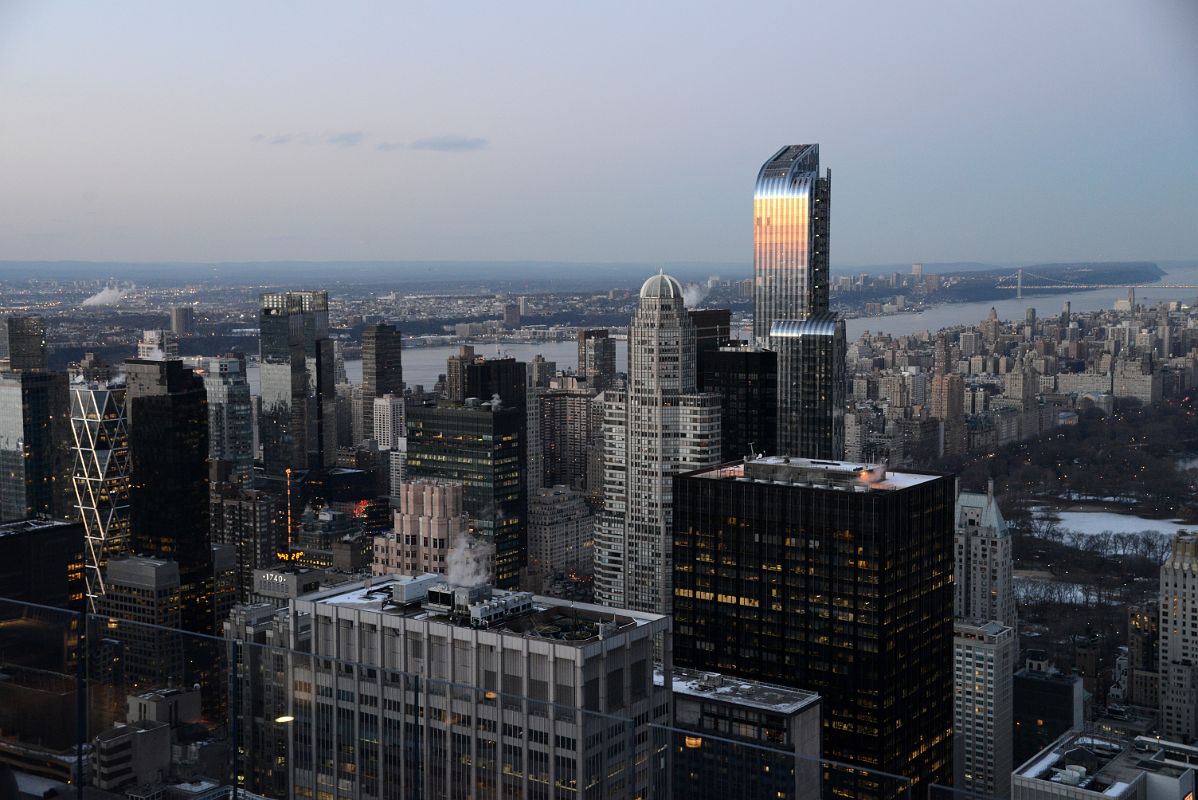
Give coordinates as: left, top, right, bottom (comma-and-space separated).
690, 456, 940, 491
1015, 731, 1194, 794
0, 517, 79, 538
302, 576, 666, 644
661, 667, 820, 716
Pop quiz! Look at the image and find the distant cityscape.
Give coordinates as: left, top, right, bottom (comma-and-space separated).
1, 144, 1197, 800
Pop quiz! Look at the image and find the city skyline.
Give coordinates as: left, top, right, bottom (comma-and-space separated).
2, 2, 1196, 267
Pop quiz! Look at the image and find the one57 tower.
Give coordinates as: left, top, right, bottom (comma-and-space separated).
754, 144, 843, 459
752, 144, 831, 342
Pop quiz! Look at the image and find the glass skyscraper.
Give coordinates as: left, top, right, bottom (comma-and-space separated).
258, 291, 336, 475
754, 144, 843, 459
752, 144, 831, 343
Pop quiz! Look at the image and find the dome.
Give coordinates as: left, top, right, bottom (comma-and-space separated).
639, 270, 684, 300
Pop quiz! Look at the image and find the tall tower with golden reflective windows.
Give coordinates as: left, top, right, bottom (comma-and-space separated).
752, 144, 831, 343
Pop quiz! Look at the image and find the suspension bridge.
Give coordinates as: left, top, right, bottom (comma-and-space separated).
996, 268, 1198, 299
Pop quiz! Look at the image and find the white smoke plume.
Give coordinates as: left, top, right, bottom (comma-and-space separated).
82, 284, 135, 307
681, 282, 710, 308
446, 532, 494, 587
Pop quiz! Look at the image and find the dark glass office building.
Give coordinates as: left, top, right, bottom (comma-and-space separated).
258, 291, 336, 475
577, 329, 616, 391
0, 370, 71, 522
698, 345, 776, 461
361, 322, 403, 443
0, 314, 48, 373
405, 400, 526, 588
770, 313, 846, 460
673, 456, 954, 799
125, 357, 213, 635
464, 357, 527, 411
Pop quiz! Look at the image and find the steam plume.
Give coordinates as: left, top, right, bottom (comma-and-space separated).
446, 532, 493, 586
681, 282, 710, 308
82, 284, 134, 307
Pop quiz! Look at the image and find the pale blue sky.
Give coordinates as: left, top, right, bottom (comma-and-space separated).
1, 1, 1195, 267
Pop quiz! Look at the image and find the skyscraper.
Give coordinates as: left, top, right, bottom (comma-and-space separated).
752, 144, 831, 342
754, 145, 844, 459
405, 399, 526, 588
169, 306, 195, 336
464, 356, 527, 410
953, 620, 1014, 799
202, 353, 254, 485
124, 355, 212, 635
71, 380, 132, 609
952, 486, 1016, 797
0, 314, 48, 372
372, 479, 466, 577
955, 484, 1016, 628
0, 370, 70, 521
698, 345, 777, 462
258, 291, 336, 475
577, 328, 616, 391
771, 314, 846, 459
371, 393, 405, 451
594, 272, 721, 613
361, 322, 403, 443
673, 456, 954, 797
1161, 531, 1198, 741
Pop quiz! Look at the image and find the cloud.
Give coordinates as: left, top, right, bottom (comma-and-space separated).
252, 131, 364, 147
325, 131, 364, 147
375, 141, 404, 152
410, 135, 488, 152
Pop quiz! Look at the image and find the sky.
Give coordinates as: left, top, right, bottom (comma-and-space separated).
1, 1, 1196, 269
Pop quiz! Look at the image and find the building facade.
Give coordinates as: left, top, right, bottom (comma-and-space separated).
0, 370, 71, 522
361, 322, 403, 444
673, 457, 954, 797
698, 345, 777, 462
71, 380, 131, 608
752, 144, 831, 343
0, 314, 48, 372
527, 484, 593, 584
372, 480, 466, 577
577, 329, 616, 391
770, 314, 845, 460
258, 290, 336, 475
405, 400, 526, 588
953, 620, 1015, 798
202, 353, 254, 485
1161, 532, 1198, 741
594, 272, 721, 614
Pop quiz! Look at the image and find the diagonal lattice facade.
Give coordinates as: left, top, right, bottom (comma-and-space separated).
71, 383, 132, 610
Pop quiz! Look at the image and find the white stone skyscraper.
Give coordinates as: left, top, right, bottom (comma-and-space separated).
1161, 531, 1198, 741
955, 483, 1016, 628
952, 485, 1016, 798
594, 271, 720, 613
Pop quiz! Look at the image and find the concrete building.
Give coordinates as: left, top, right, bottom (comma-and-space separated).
209, 482, 283, 602
594, 272, 720, 614
371, 393, 405, 450
372, 480, 466, 577
527, 485, 593, 587
228, 576, 673, 800
93, 720, 171, 792
1012, 731, 1195, 800
955, 484, 1016, 628
169, 306, 195, 336
1161, 532, 1198, 742
669, 667, 822, 800
954, 620, 1015, 798
98, 557, 184, 690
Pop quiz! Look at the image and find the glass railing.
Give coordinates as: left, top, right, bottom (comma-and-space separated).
0, 596, 992, 799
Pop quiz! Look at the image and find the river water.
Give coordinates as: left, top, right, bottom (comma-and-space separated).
248, 264, 1198, 391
